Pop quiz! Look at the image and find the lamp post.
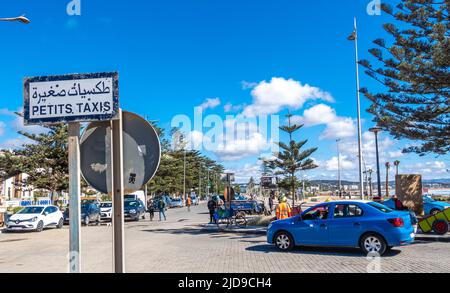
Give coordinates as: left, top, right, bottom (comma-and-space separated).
385, 162, 390, 197
206, 168, 210, 198
183, 148, 186, 200
347, 17, 364, 199
394, 160, 400, 175
369, 126, 382, 197
0, 15, 30, 24
367, 169, 373, 198
336, 138, 342, 197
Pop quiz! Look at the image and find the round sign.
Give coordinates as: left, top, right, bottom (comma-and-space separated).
80, 111, 161, 194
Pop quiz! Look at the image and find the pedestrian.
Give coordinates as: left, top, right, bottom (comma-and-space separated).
268, 195, 274, 213
392, 195, 405, 211
147, 199, 155, 221
186, 196, 192, 212
275, 196, 292, 220
158, 198, 167, 221
207, 197, 217, 224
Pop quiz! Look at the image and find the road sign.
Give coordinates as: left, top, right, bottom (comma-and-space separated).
80, 111, 161, 195
221, 173, 235, 182
23, 72, 119, 125
261, 176, 277, 188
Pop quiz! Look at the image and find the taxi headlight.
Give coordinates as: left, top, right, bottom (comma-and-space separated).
31, 217, 38, 222
130, 209, 136, 214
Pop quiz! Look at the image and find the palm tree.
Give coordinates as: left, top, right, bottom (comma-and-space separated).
385, 162, 391, 197
393, 160, 400, 175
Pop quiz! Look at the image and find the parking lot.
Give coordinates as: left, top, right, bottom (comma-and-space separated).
1, 203, 449, 273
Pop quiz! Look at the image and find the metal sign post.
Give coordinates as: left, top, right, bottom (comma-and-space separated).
68, 122, 81, 273
23, 72, 119, 274
111, 109, 125, 273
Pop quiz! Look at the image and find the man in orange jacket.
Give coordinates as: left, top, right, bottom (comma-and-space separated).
276, 196, 292, 220
186, 196, 192, 212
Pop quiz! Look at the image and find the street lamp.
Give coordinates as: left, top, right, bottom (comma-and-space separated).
394, 160, 400, 176
0, 15, 30, 24
385, 162, 390, 197
369, 126, 382, 197
347, 17, 364, 199
367, 169, 373, 198
336, 139, 342, 197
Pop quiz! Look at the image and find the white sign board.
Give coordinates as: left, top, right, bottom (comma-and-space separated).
23, 72, 119, 125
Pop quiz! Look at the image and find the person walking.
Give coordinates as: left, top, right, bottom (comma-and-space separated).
392, 195, 406, 211
268, 195, 274, 214
147, 199, 155, 221
275, 196, 292, 220
186, 196, 192, 212
207, 197, 217, 224
158, 198, 167, 221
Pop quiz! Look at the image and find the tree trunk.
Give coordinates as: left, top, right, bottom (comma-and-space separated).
291, 172, 295, 207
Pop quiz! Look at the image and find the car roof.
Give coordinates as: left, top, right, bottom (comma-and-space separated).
23, 205, 53, 208
316, 200, 372, 205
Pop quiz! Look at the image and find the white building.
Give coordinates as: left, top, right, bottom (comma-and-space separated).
0, 173, 35, 201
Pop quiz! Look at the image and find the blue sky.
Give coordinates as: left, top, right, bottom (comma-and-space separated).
0, 0, 449, 183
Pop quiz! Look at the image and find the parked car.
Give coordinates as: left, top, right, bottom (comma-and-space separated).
382, 195, 450, 215
234, 194, 248, 201
151, 195, 171, 211
422, 196, 450, 215
169, 197, 184, 208
267, 201, 416, 255
124, 199, 146, 221
64, 203, 101, 225
100, 201, 112, 221
190, 195, 199, 205
124, 191, 146, 206
6, 205, 63, 232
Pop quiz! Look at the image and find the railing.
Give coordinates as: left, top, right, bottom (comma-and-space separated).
4, 199, 69, 207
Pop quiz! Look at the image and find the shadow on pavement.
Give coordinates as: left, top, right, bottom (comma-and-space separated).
141, 227, 265, 243
142, 227, 223, 236
245, 244, 401, 257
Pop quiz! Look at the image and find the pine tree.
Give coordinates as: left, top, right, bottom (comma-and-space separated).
271, 113, 318, 206
15, 124, 69, 202
359, 0, 450, 155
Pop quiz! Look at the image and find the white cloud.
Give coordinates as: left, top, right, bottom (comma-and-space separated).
0, 137, 33, 150
199, 98, 221, 111
215, 132, 268, 161
291, 104, 356, 140
242, 77, 333, 117
293, 104, 336, 126
320, 117, 356, 140
0, 122, 5, 136
325, 155, 356, 171
12, 115, 47, 135
430, 161, 446, 169
228, 161, 263, 183
0, 108, 47, 135
388, 150, 404, 158
186, 130, 205, 150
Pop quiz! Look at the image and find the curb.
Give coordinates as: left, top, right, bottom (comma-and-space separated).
415, 233, 450, 242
